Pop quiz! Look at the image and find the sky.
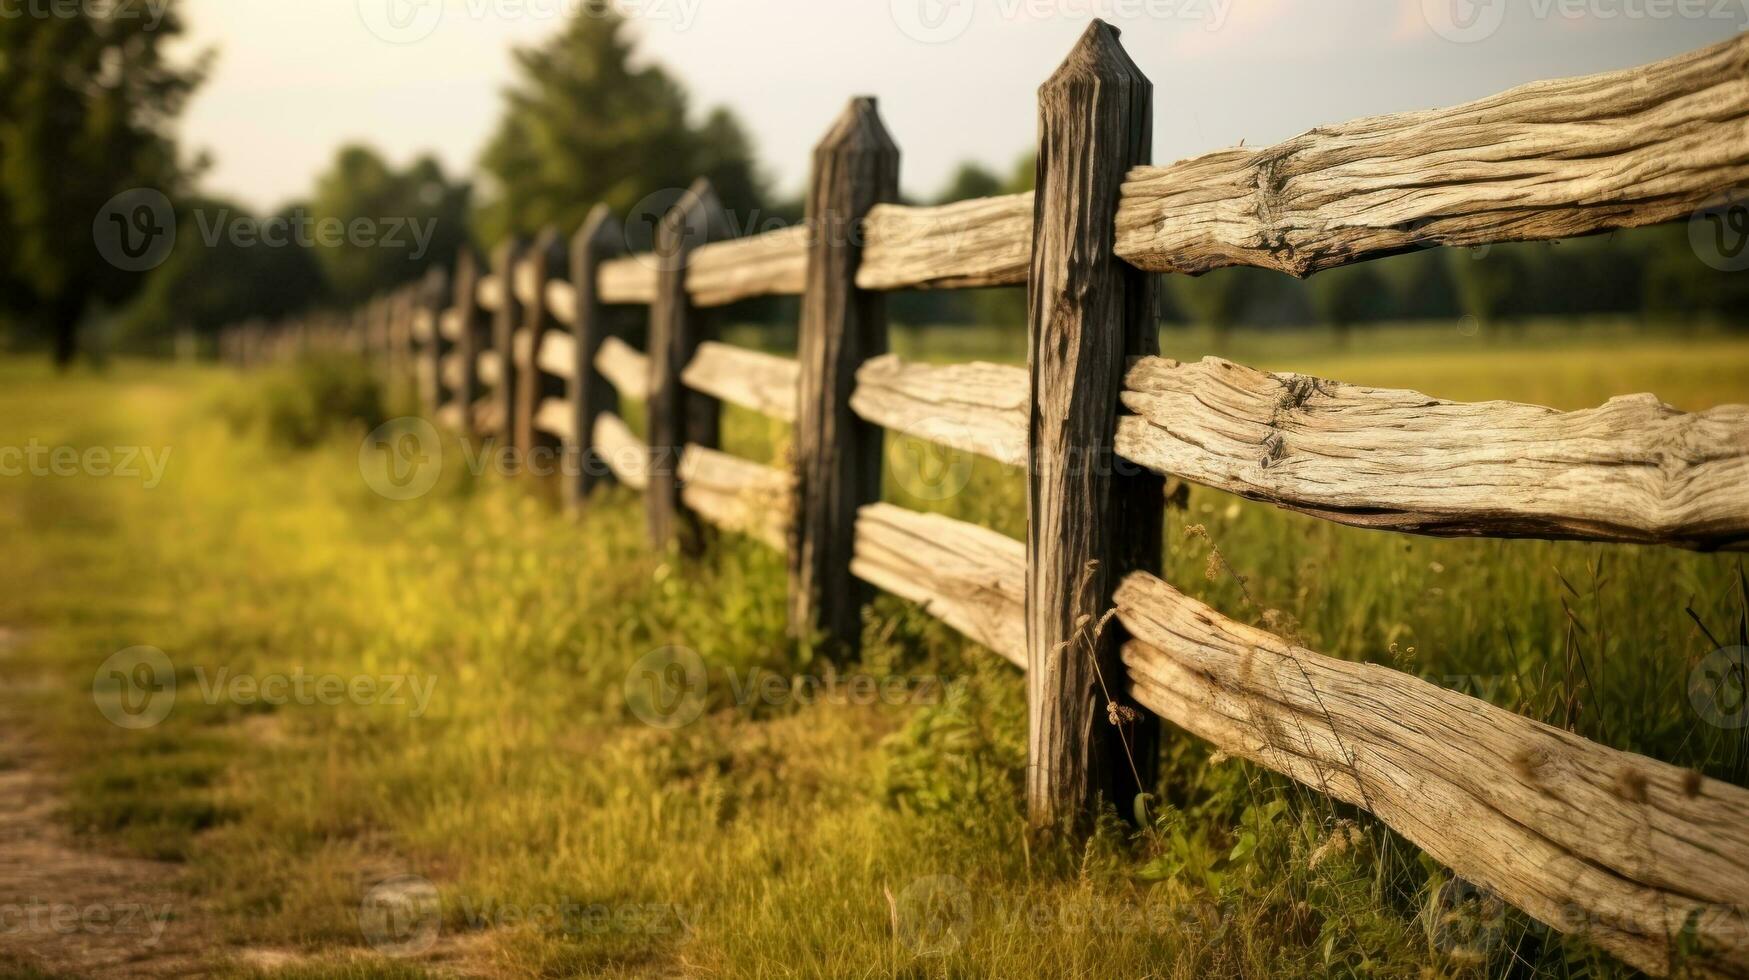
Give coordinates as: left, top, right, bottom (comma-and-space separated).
173, 0, 1746, 213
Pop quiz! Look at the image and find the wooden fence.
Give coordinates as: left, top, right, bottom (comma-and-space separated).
220, 25, 1749, 978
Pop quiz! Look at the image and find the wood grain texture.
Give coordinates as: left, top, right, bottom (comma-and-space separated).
850, 354, 1027, 468
681, 341, 800, 423
594, 336, 650, 402
1115, 34, 1749, 277
1115, 571, 1749, 979
594, 412, 648, 490
646, 178, 730, 553
1116, 356, 1749, 551
1025, 20, 1163, 831
597, 255, 657, 305
858, 192, 1033, 291
688, 224, 809, 306
567, 205, 626, 506
679, 444, 793, 550
851, 503, 1026, 668
790, 97, 900, 654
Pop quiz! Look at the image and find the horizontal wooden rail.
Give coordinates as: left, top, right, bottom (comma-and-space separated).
1115, 34, 1749, 277
593, 412, 647, 490
849, 503, 1025, 667
513, 258, 541, 306
453, 31, 1748, 321
477, 274, 505, 312
678, 444, 792, 550
689, 224, 809, 306
595, 336, 650, 402
435, 401, 465, 431
533, 397, 572, 441
438, 308, 463, 343
1114, 356, 1749, 551
858, 193, 1033, 291
598, 255, 657, 305
546, 279, 577, 325
1114, 571, 1749, 979
850, 354, 1027, 468
680, 341, 800, 422
843, 507, 1749, 976
537, 330, 574, 382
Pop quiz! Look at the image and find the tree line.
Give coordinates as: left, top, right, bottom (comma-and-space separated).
0, 1, 1741, 366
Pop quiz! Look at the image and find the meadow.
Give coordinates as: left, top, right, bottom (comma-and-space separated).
0, 318, 1745, 978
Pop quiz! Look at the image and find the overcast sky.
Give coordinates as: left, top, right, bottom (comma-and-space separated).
174, 0, 1744, 213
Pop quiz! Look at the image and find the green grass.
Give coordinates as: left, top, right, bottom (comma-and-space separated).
0, 322, 1745, 977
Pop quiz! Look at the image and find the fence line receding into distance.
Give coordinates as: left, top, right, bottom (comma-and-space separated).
220, 25, 1749, 979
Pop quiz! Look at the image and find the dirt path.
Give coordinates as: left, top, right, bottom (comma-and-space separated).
0, 627, 214, 978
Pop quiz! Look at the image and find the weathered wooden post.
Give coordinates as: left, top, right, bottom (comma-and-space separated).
789, 97, 900, 655
1025, 21, 1163, 833
646, 178, 729, 554
566, 204, 626, 508
490, 239, 526, 447
451, 250, 486, 435
418, 266, 450, 418
515, 228, 567, 470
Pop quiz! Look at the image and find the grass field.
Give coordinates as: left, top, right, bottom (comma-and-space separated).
0, 321, 1745, 978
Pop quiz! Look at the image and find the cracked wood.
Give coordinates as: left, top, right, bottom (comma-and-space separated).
1115, 356, 1749, 550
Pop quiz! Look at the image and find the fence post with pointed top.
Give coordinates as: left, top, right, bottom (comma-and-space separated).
789, 97, 900, 656
567, 205, 626, 508
646, 178, 730, 554
1025, 20, 1163, 833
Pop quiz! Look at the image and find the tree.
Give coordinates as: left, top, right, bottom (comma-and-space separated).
475, 2, 766, 247
0, 2, 206, 365
119, 197, 330, 350
307, 147, 471, 307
